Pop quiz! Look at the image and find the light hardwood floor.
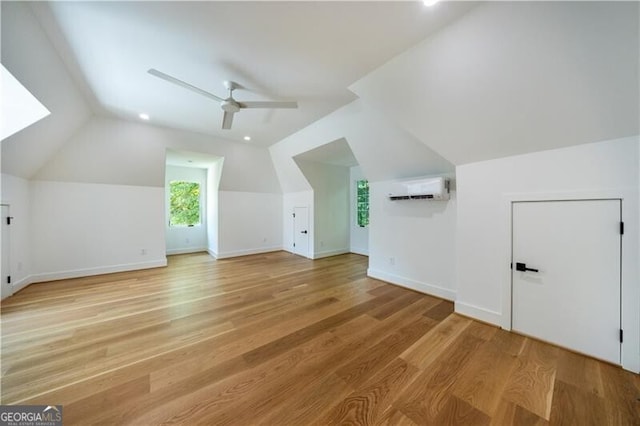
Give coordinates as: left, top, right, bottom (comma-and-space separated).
1, 252, 638, 425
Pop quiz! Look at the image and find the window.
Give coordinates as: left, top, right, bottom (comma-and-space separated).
356, 179, 369, 227
169, 181, 201, 226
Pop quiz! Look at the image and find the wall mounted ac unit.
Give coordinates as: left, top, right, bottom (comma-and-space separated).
388, 177, 450, 201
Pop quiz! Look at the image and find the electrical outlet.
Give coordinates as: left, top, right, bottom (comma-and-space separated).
17, 262, 22, 271
263, 237, 267, 243
389, 257, 395, 266
185, 238, 190, 244
140, 248, 147, 255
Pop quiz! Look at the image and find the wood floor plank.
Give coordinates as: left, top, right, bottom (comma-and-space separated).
241, 295, 394, 367
465, 320, 499, 341
395, 333, 485, 424
116, 332, 344, 425
432, 394, 492, 426
1, 251, 637, 425
369, 291, 424, 321
321, 358, 419, 425
375, 407, 419, 426
335, 316, 435, 388
599, 361, 640, 425
549, 380, 608, 426
502, 357, 556, 420
399, 313, 471, 370
555, 349, 604, 397
449, 337, 519, 415
424, 299, 454, 321
490, 399, 549, 426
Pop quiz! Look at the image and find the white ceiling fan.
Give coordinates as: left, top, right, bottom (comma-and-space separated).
148, 68, 298, 130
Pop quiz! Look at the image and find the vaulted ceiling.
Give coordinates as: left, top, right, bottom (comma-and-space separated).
26, 1, 477, 147
2, 1, 637, 182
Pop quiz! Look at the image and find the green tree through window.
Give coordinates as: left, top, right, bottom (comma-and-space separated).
357, 180, 369, 227
169, 181, 201, 226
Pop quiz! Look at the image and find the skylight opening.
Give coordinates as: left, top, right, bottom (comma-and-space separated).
1, 64, 50, 140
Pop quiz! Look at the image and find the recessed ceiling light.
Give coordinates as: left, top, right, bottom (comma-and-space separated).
243, 136, 251, 141
424, 0, 440, 6
139, 113, 150, 120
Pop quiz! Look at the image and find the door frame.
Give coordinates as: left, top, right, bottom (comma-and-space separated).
510, 198, 621, 364
500, 189, 638, 373
1, 203, 12, 300
292, 205, 311, 259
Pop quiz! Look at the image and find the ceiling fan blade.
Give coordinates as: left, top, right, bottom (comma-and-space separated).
222, 111, 235, 129
239, 101, 298, 109
148, 68, 225, 102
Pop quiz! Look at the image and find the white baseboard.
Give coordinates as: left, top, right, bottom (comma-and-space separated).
367, 268, 456, 301
30, 258, 168, 283
166, 247, 208, 255
215, 246, 283, 260
454, 301, 502, 327
207, 248, 218, 259
12, 274, 33, 293
313, 248, 349, 259
350, 247, 369, 256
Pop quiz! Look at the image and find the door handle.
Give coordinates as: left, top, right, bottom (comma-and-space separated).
515, 262, 539, 273
301, 230, 308, 234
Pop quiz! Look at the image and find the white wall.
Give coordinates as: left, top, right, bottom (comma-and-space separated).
34, 116, 282, 193
206, 159, 223, 257
165, 165, 208, 255
1, 174, 32, 292
368, 177, 457, 301
216, 191, 282, 259
20, 116, 283, 276
1, 1, 92, 179
269, 99, 453, 193
270, 99, 453, 262
0, 152, 3, 293
456, 136, 639, 371
295, 160, 349, 258
30, 180, 166, 281
352, 1, 639, 166
349, 166, 369, 256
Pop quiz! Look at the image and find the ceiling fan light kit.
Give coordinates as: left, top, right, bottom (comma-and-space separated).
148, 68, 298, 130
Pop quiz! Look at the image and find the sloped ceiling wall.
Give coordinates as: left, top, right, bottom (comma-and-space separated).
2, 2, 281, 194
270, 99, 453, 193
351, 1, 639, 165
1, 1, 92, 178
34, 116, 282, 193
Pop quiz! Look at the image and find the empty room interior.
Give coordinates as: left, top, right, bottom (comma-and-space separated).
1, 1, 639, 424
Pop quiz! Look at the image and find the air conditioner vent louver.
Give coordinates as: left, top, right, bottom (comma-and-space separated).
388, 177, 450, 201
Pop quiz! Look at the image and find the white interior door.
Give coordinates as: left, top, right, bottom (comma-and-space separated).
293, 206, 309, 258
512, 199, 621, 364
1, 205, 12, 300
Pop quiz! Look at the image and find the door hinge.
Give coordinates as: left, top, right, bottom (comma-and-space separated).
620, 222, 624, 235
7, 276, 11, 285
510, 262, 513, 270
620, 329, 623, 343
293, 243, 296, 247
292, 213, 296, 218
6, 216, 13, 225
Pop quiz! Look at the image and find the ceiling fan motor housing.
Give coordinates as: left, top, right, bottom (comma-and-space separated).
221, 99, 240, 113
